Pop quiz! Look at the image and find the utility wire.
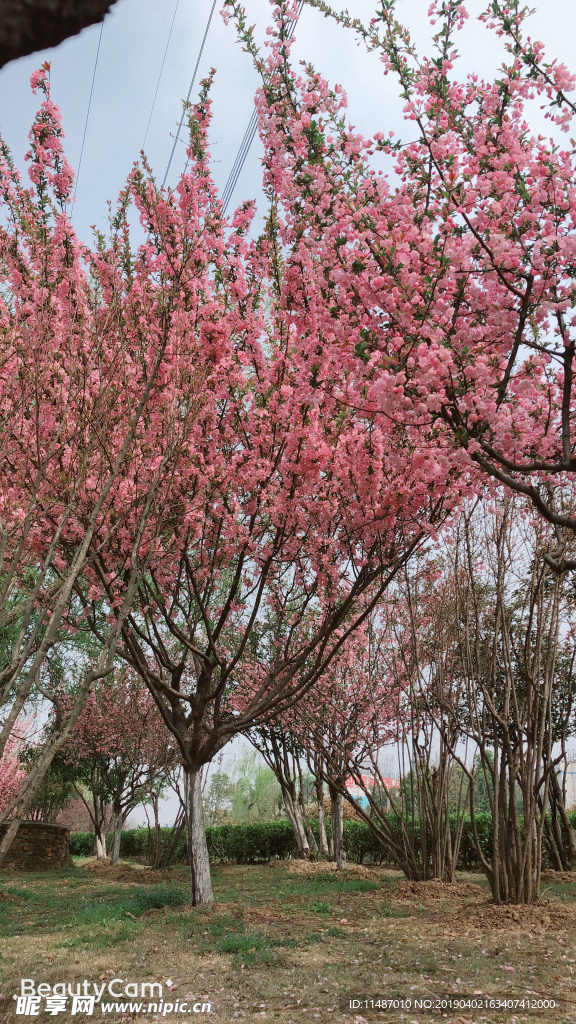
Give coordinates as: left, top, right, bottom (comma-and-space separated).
143, 0, 181, 153
72, 18, 104, 219
222, 1, 304, 213
162, 0, 217, 188
221, 109, 257, 211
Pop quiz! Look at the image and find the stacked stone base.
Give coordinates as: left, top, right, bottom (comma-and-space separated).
0, 821, 72, 870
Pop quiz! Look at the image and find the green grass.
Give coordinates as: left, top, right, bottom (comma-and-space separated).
0, 884, 33, 900
59, 918, 144, 950
2, 861, 576, 1018
52, 883, 187, 951
218, 930, 280, 967
282, 874, 383, 896
219, 931, 267, 954
78, 884, 186, 921
207, 914, 242, 936
215, 926, 319, 966
311, 900, 331, 913
377, 900, 412, 918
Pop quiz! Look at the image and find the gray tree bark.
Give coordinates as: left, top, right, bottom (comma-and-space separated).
329, 786, 346, 871
110, 809, 124, 866
185, 769, 213, 906
0, 0, 118, 69
316, 780, 329, 856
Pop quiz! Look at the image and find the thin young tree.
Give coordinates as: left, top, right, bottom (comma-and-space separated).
60, 672, 176, 864
424, 499, 576, 903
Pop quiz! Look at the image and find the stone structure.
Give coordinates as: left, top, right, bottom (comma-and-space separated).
0, 820, 72, 870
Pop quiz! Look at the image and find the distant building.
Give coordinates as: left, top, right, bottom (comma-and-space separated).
345, 774, 400, 808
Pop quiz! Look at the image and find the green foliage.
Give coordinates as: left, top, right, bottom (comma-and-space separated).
70, 808, 576, 869
203, 772, 235, 826
78, 885, 186, 931
230, 750, 284, 823
219, 931, 267, 955
70, 826, 186, 861
206, 820, 297, 862
203, 752, 284, 826
311, 900, 330, 913
25, 751, 79, 822
123, 885, 186, 914
69, 832, 96, 856
0, 885, 33, 900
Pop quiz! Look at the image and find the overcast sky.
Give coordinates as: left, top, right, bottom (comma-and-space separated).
1, 0, 575, 247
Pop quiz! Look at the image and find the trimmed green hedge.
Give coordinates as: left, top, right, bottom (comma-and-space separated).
206, 821, 297, 862
69, 827, 186, 860
69, 809, 576, 867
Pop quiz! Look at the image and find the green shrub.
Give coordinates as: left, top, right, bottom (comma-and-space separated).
68, 807, 576, 872
69, 832, 94, 856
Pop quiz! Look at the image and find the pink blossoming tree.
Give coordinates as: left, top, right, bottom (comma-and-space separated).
227, 0, 576, 571
60, 672, 177, 864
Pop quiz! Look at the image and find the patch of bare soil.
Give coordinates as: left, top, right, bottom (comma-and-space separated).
455, 899, 576, 932
243, 905, 293, 924
82, 858, 186, 884
541, 868, 576, 882
394, 879, 485, 904
266, 859, 389, 881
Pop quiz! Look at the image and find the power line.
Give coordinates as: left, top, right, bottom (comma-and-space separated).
72, 18, 104, 218
221, 109, 257, 211
162, 0, 217, 188
222, 1, 304, 213
142, 0, 181, 153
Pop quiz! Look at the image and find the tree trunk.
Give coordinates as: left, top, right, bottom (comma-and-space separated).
330, 786, 346, 870
299, 789, 318, 857
316, 781, 329, 856
280, 788, 310, 858
301, 809, 318, 857
550, 769, 576, 869
94, 829, 107, 860
91, 783, 108, 861
292, 798, 311, 859
110, 808, 123, 866
0, 651, 120, 866
185, 769, 213, 906
152, 793, 162, 870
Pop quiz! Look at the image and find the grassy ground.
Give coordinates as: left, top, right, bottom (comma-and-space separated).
0, 859, 575, 1024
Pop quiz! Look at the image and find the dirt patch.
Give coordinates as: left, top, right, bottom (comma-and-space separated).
455, 899, 576, 932
541, 868, 576, 882
266, 859, 388, 881
394, 879, 485, 904
244, 905, 293, 924
82, 859, 186, 884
